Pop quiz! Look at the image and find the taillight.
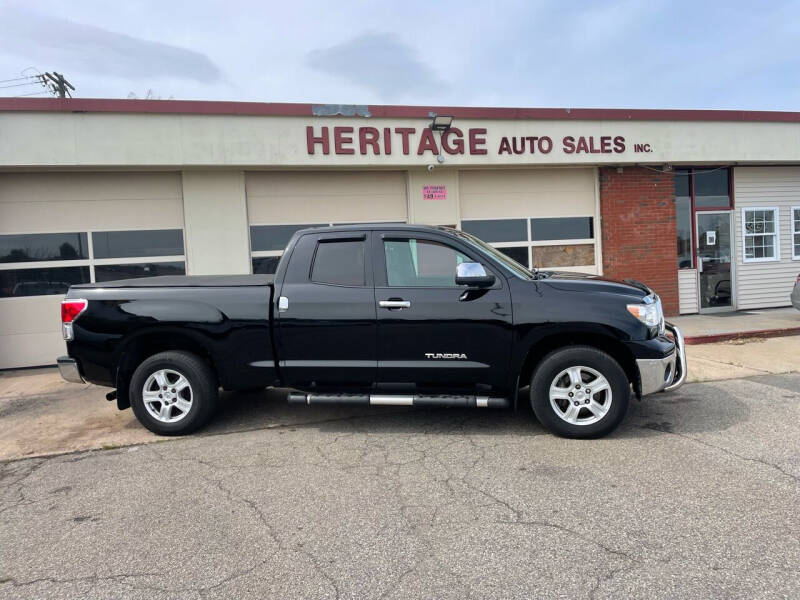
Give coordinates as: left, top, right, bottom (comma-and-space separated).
796, 273, 800, 284
61, 299, 87, 341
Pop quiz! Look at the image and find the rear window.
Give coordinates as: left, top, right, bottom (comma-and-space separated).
310, 240, 365, 286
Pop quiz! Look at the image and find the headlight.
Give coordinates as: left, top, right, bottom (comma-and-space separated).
627, 296, 664, 330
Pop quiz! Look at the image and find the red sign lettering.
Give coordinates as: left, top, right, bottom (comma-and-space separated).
469, 128, 488, 155
306, 126, 330, 155
333, 126, 354, 155
305, 126, 637, 157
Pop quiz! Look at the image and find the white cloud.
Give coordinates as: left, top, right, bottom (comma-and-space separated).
306, 33, 447, 100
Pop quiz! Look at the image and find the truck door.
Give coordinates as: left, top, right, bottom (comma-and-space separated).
276, 231, 376, 389
373, 232, 513, 394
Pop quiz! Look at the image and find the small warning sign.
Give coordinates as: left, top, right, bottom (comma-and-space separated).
422, 185, 447, 200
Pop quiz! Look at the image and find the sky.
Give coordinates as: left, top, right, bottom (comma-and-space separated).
1, 0, 799, 110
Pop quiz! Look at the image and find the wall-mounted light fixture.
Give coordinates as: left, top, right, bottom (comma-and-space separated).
430, 114, 454, 132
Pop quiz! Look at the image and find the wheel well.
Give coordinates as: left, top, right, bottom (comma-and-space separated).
517, 333, 639, 398
115, 332, 216, 410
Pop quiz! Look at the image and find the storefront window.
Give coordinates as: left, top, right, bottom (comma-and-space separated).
0, 232, 88, 263
676, 169, 692, 268
0, 229, 186, 297
530, 217, 593, 241
0, 266, 90, 298
460, 216, 595, 270
92, 229, 183, 258
694, 169, 730, 208
497, 247, 529, 267
94, 262, 185, 282
460, 219, 527, 243
674, 167, 731, 269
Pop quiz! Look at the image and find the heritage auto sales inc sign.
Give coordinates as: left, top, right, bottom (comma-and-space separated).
305, 126, 654, 157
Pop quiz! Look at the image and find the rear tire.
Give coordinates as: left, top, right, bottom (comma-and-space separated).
530, 346, 629, 439
129, 351, 217, 436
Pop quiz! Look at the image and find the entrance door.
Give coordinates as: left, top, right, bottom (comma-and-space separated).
696, 211, 734, 312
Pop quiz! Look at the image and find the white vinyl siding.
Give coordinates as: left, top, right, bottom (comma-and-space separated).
733, 167, 800, 309
678, 269, 699, 314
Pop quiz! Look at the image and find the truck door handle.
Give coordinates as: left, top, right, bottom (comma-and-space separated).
379, 299, 411, 309
278, 296, 289, 312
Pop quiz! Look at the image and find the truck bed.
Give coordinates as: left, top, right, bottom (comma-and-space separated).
71, 275, 274, 289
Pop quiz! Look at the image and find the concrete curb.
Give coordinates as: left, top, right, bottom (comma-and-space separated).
684, 326, 800, 345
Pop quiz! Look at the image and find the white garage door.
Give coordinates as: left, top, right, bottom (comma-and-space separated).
0, 172, 185, 369
459, 168, 599, 273
246, 171, 407, 273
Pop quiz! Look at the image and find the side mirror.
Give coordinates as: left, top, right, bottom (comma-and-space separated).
455, 262, 495, 287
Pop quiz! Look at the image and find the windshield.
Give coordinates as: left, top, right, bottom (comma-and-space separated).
450, 229, 535, 280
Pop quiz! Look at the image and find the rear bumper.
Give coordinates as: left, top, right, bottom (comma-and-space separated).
57, 356, 85, 384
635, 323, 687, 396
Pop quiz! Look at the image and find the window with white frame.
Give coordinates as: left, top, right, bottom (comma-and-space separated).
0, 229, 186, 298
793, 206, 800, 260
459, 216, 595, 270
249, 222, 402, 274
742, 208, 779, 262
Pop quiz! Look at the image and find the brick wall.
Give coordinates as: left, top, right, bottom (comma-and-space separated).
599, 167, 679, 315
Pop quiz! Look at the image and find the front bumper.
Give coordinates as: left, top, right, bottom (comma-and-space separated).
57, 356, 85, 384
635, 323, 687, 396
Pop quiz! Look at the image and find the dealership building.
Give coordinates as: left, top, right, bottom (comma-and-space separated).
1, 98, 800, 369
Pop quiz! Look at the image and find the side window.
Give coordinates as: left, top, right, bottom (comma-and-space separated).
310, 240, 365, 286
384, 239, 470, 287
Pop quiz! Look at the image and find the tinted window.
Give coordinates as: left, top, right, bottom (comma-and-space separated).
461, 219, 527, 243
311, 240, 365, 286
694, 169, 730, 208
676, 196, 692, 268
0, 266, 90, 298
92, 230, 183, 259
384, 239, 470, 287
94, 262, 185, 282
252, 256, 281, 274
674, 169, 690, 197
0, 232, 88, 263
497, 246, 529, 268
531, 217, 593, 241
250, 224, 325, 252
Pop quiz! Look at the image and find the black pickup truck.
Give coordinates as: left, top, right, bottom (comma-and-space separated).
57, 224, 685, 438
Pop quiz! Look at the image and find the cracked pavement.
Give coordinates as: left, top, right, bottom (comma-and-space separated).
1, 374, 799, 599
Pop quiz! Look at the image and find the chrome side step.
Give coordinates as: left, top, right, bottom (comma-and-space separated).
288, 392, 509, 409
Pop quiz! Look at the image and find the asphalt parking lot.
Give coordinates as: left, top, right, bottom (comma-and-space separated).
1, 373, 799, 599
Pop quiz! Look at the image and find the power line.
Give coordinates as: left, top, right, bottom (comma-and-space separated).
0, 76, 37, 84
0, 80, 41, 89
9, 90, 51, 97
0, 71, 76, 98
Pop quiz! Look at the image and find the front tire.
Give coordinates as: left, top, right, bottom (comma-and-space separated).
129, 351, 218, 436
530, 346, 629, 439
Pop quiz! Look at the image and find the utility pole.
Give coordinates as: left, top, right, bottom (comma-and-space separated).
40, 72, 75, 98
